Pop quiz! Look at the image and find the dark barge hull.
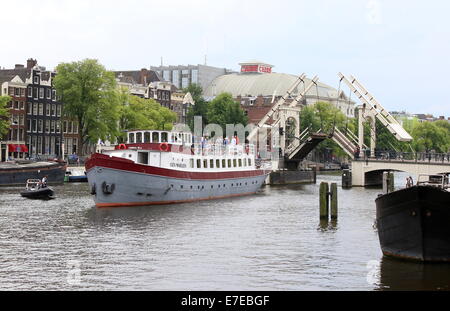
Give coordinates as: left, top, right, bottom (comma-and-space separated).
375, 186, 450, 262
0, 161, 66, 186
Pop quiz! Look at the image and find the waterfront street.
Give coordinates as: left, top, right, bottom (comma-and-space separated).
1, 173, 449, 291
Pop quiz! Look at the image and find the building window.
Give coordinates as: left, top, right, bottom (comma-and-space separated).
27, 102, 32, 115
38, 119, 43, 133
51, 120, 55, 133
34, 87, 38, 99
45, 120, 50, 133
39, 88, 44, 99
46, 103, 50, 116
38, 103, 44, 115
32, 119, 37, 133
37, 136, 42, 154
32, 103, 38, 115
52, 90, 56, 101
56, 121, 60, 133
46, 88, 51, 99
33, 75, 39, 84
68, 121, 73, 133
51, 104, 56, 116
27, 119, 31, 132
56, 104, 61, 117
63, 120, 67, 133
27, 86, 32, 97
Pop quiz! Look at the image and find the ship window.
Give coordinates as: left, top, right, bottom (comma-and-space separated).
222, 159, 226, 168
216, 159, 220, 168
190, 159, 194, 168
197, 159, 201, 168
210, 159, 214, 168
152, 132, 159, 143
238, 159, 242, 167
129, 133, 135, 143
136, 132, 142, 143
228, 159, 231, 167
161, 132, 168, 142
180, 185, 183, 189
203, 159, 208, 168
144, 132, 151, 143
248, 159, 252, 166
233, 159, 237, 167
211, 185, 213, 189
137, 152, 148, 164
244, 158, 247, 166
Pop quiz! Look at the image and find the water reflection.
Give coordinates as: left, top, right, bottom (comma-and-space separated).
378, 256, 450, 290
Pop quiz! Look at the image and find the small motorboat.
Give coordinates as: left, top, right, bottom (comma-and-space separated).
20, 179, 55, 199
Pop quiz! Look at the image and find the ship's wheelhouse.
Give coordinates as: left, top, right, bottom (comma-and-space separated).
127, 130, 192, 146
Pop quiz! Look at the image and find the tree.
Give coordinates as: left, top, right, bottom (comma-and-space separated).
299, 101, 351, 157
53, 59, 120, 154
117, 92, 177, 142
184, 83, 209, 129
411, 121, 448, 152
206, 93, 248, 132
0, 96, 11, 138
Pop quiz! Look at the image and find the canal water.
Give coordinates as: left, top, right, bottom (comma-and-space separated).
0, 172, 449, 290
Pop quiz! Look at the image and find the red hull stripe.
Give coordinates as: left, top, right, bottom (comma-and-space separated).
96, 191, 257, 208
85, 153, 269, 180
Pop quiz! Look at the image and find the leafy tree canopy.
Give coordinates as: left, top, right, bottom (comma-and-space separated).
118, 91, 177, 142
206, 93, 248, 132
0, 96, 11, 138
53, 59, 120, 150
184, 83, 209, 129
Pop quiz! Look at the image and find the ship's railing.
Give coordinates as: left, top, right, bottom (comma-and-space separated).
191, 143, 255, 157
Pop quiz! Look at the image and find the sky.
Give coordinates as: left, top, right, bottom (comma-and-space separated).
1, 0, 449, 116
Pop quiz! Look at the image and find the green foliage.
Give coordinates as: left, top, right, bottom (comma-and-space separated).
206, 93, 248, 131
0, 96, 11, 138
300, 101, 351, 157
53, 59, 120, 148
184, 83, 209, 129
410, 121, 449, 152
117, 91, 177, 142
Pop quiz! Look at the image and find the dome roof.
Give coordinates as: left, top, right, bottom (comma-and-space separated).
204, 72, 338, 99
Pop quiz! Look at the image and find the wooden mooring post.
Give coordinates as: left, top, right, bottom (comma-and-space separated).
319, 182, 338, 220
319, 182, 329, 219
382, 171, 395, 194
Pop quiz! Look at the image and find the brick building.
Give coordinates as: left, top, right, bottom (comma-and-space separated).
0, 58, 81, 161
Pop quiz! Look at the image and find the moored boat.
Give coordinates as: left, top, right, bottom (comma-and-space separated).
20, 179, 54, 199
65, 166, 88, 182
0, 160, 66, 186
375, 173, 450, 262
85, 130, 271, 207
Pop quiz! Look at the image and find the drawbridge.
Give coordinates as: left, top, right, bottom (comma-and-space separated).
247, 72, 413, 169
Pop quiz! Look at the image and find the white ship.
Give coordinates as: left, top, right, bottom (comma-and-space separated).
85, 130, 271, 207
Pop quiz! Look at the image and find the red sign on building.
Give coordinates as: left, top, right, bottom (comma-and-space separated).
240, 62, 273, 74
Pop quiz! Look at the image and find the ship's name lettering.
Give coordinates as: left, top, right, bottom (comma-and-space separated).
170, 162, 187, 168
